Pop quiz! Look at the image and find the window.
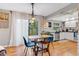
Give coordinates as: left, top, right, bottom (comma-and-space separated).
53, 22, 60, 32
29, 19, 38, 35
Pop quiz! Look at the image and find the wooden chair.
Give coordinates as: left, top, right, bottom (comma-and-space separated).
35, 37, 54, 56
35, 39, 50, 56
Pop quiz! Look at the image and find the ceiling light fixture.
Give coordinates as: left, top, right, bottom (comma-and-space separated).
31, 3, 35, 20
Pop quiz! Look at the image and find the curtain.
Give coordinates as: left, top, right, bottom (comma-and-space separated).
9, 11, 29, 46
9, 11, 19, 46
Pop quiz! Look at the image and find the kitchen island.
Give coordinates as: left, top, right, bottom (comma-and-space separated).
60, 32, 78, 41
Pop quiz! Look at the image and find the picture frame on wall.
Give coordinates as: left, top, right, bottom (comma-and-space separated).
48, 22, 52, 28
0, 11, 9, 28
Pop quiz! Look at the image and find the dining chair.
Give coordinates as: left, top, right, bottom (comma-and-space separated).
23, 36, 36, 56
47, 37, 54, 49
36, 40, 50, 56
36, 36, 54, 56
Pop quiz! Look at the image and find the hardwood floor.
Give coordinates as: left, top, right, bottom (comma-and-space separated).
5, 40, 77, 56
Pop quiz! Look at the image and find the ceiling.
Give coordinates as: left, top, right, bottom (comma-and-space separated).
0, 3, 70, 16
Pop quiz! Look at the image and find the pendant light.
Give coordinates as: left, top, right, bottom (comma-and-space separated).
31, 3, 35, 20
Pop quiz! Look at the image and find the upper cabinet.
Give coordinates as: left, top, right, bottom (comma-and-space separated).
53, 22, 60, 32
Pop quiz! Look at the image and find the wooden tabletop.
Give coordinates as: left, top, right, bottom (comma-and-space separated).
29, 35, 52, 39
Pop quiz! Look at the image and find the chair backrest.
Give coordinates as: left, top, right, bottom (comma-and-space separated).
48, 37, 53, 42
23, 36, 27, 46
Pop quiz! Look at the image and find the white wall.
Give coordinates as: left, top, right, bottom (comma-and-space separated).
0, 29, 10, 46
0, 10, 11, 46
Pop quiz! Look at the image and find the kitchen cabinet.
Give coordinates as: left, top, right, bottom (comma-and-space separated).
60, 32, 74, 40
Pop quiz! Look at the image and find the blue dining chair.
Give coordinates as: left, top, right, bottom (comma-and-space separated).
47, 37, 54, 49
23, 36, 36, 56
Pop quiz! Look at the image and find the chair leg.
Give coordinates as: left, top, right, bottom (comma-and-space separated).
25, 48, 28, 56
24, 47, 26, 53
52, 42, 54, 49
24, 47, 28, 56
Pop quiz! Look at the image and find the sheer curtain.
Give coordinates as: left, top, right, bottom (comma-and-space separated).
9, 11, 29, 46
9, 11, 17, 46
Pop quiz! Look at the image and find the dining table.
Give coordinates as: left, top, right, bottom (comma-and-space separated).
29, 35, 52, 56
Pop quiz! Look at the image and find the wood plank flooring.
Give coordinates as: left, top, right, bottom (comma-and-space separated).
5, 40, 77, 56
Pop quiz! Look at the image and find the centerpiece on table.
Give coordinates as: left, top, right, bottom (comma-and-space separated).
41, 31, 53, 37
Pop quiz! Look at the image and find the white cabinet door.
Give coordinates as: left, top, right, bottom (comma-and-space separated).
60, 32, 74, 40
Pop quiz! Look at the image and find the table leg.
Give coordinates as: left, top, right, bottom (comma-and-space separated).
34, 45, 38, 56
42, 43, 43, 56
